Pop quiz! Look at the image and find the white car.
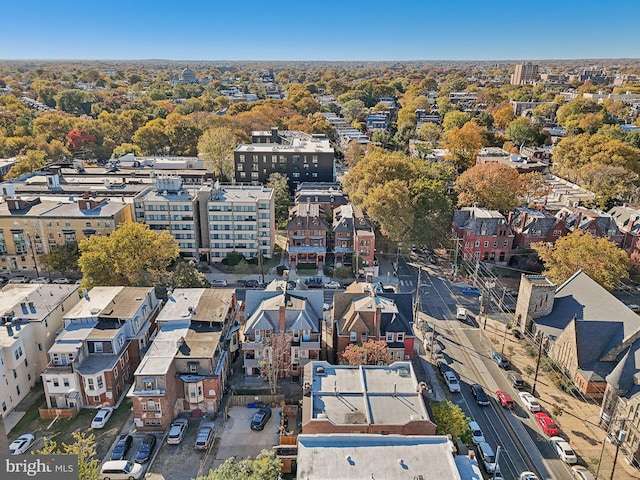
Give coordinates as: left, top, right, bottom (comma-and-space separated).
91, 406, 114, 429
324, 281, 341, 289
167, 418, 189, 445
31, 276, 51, 284
443, 371, 461, 393
52, 277, 71, 284
550, 436, 577, 464
571, 465, 595, 480
469, 420, 485, 445
519, 473, 539, 480
519, 392, 541, 412
10, 434, 35, 454
211, 279, 228, 287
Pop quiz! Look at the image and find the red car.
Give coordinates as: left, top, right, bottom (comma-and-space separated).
496, 390, 515, 409
535, 412, 559, 436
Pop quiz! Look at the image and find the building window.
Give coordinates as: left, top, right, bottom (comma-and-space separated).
113, 367, 118, 379
53, 378, 59, 387
63, 378, 70, 387
484, 241, 489, 248
93, 396, 100, 402
475, 241, 480, 247
350, 332, 357, 341
397, 332, 405, 342
189, 362, 198, 373
87, 378, 95, 391
386, 332, 394, 342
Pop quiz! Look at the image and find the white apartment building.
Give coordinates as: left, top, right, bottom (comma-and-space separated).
0, 284, 80, 416
198, 183, 274, 263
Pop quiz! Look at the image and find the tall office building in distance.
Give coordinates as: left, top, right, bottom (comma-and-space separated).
511, 62, 539, 85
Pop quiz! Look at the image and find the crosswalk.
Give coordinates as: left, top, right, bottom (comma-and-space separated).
398, 279, 415, 287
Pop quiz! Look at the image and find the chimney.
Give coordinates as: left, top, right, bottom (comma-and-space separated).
271, 126, 279, 143
5, 323, 13, 337
520, 211, 528, 231
507, 211, 514, 225
575, 211, 583, 230
279, 304, 286, 332
374, 303, 382, 337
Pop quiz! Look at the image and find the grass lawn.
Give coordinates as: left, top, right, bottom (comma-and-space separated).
10, 395, 132, 459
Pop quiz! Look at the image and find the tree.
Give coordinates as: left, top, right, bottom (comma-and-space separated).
341, 99, 368, 124
442, 111, 469, 131
165, 113, 202, 156
493, 105, 515, 130
54, 89, 92, 115
340, 339, 392, 366
36, 431, 100, 480
112, 142, 142, 158
431, 401, 471, 444
5, 150, 47, 179
442, 121, 486, 171
40, 243, 79, 276
556, 98, 603, 135
260, 332, 293, 394
455, 163, 526, 212
532, 230, 629, 291
416, 122, 442, 145
196, 450, 281, 480
78, 222, 180, 288
575, 163, 638, 209
505, 117, 538, 146
266, 173, 290, 228
132, 118, 168, 155
198, 126, 238, 181
66, 128, 97, 159
171, 259, 208, 288
343, 141, 366, 166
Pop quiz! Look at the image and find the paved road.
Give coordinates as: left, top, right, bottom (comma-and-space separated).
407, 257, 572, 480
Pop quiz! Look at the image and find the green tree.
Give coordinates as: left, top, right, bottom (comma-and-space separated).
532, 230, 629, 291
266, 173, 290, 228
340, 339, 392, 365
556, 98, 604, 135
196, 450, 281, 480
78, 222, 180, 288
165, 113, 202, 156
198, 126, 238, 181
132, 118, 168, 156
455, 163, 526, 212
505, 117, 538, 146
171, 259, 208, 288
442, 111, 470, 131
5, 150, 47, 179
40, 243, 79, 276
112, 143, 142, 158
341, 99, 368, 124
36, 431, 100, 480
431, 401, 471, 444
54, 89, 92, 115
416, 122, 442, 145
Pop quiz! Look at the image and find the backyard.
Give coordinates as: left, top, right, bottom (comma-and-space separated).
9, 393, 132, 459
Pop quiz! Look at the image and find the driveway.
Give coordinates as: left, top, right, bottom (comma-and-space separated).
211, 406, 280, 469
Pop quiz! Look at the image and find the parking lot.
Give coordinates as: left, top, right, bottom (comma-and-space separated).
103, 430, 164, 476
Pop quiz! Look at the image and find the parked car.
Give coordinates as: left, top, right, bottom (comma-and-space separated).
469, 420, 485, 445
437, 360, 448, 376
134, 434, 156, 464
9, 276, 31, 284
461, 287, 481, 295
324, 280, 341, 289
9, 434, 35, 454
496, 390, 515, 409
571, 465, 595, 480
519, 472, 540, 480
91, 407, 114, 429
52, 277, 71, 284
31, 276, 51, 284
167, 418, 189, 445
241, 279, 259, 288
443, 371, 461, 393
250, 407, 272, 431
456, 307, 467, 321
99, 460, 143, 480
470, 384, 490, 406
550, 436, 577, 464
476, 442, 500, 474
0, 275, 9, 284
507, 371, 524, 388
111, 435, 133, 461
492, 351, 510, 368
195, 422, 215, 450
211, 279, 228, 287
322, 303, 332, 311
535, 412, 559, 436
305, 277, 323, 289
519, 392, 541, 412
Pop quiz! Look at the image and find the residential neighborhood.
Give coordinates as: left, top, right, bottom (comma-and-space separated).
1, 6, 640, 479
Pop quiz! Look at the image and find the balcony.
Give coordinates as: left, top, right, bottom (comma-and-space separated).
242, 341, 263, 351
43, 363, 74, 374
300, 340, 320, 351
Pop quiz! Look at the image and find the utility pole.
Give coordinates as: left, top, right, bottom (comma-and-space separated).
472, 252, 480, 287
609, 422, 627, 480
26, 233, 40, 277
532, 337, 543, 397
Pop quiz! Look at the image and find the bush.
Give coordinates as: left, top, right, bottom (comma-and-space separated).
222, 251, 244, 266
323, 265, 334, 276
334, 266, 353, 280
513, 329, 522, 339
297, 263, 316, 270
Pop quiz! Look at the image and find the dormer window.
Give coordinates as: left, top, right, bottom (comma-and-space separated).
188, 362, 198, 373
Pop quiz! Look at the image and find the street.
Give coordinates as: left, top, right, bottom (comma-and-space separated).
402, 255, 574, 480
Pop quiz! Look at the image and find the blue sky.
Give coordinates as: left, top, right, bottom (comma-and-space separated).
1, 0, 639, 61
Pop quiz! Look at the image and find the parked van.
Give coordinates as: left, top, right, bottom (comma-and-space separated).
507, 371, 524, 388
476, 442, 500, 474
99, 460, 144, 480
456, 307, 467, 321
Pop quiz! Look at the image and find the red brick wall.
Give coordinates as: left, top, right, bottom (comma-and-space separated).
302, 419, 436, 435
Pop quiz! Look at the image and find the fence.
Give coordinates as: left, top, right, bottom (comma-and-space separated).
39, 407, 77, 420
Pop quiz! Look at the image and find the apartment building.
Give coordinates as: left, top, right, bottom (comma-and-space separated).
234, 128, 335, 193
333, 204, 376, 275
511, 62, 539, 85
0, 191, 131, 273
286, 203, 329, 266
197, 183, 274, 263
129, 288, 239, 430
452, 206, 514, 264
242, 288, 323, 382
133, 175, 200, 259
0, 284, 79, 417
41, 287, 159, 414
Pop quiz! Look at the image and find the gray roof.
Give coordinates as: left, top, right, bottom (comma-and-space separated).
512, 208, 558, 237
243, 290, 323, 334
453, 207, 508, 235
609, 205, 640, 235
